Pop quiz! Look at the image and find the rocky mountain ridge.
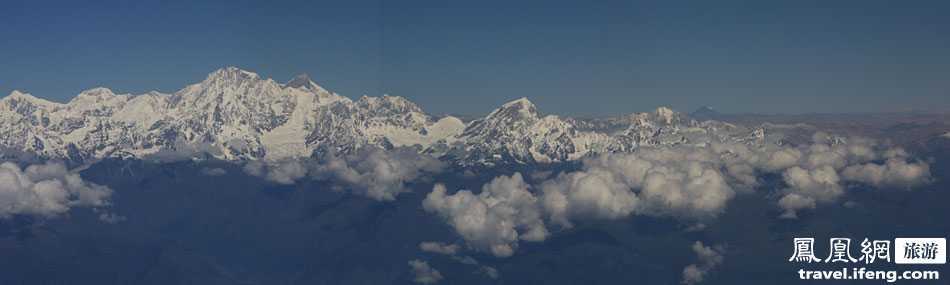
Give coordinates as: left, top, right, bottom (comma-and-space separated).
0, 67, 764, 165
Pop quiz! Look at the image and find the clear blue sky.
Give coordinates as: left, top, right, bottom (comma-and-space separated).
2, 0, 948, 115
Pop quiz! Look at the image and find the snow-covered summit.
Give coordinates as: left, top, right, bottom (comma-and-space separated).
3, 90, 62, 106
285, 73, 328, 93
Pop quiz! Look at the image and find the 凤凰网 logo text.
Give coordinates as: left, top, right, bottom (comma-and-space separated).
789, 237, 946, 265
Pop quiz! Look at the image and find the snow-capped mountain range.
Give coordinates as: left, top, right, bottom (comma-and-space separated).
0, 67, 764, 165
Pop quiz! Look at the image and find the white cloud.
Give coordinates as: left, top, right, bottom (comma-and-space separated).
715, 135, 930, 218
243, 159, 307, 185
243, 147, 445, 201
842, 157, 931, 189
540, 167, 639, 228
778, 166, 843, 218
425, 133, 934, 257
682, 241, 725, 285
540, 147, 735, 228
311, 147, 445, 201
0, 162, 112, 218
762, 147, 804, 172
423, 173, 547, 257
638, 161, 734, 219
776, 193, 816, 219
408, 259, 443, 284
768, 140, 931, 218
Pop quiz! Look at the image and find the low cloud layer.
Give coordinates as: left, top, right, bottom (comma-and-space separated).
243, 160, 308, 185
425, 133, 932, 257
408, 259, 443, 284
841, 157, 931, 189
143, 139, 223, 163
0, 162, 112, 218
200, 167, 227, 176
682, 241, 725, 285
419, 241, 461, 256
244, 147, 445, 201
769, 135, 930, 218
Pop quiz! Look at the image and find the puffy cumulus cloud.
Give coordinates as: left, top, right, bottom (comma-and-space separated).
425, 149, 736, 257
800, 134, 880, 169
842, 157, 931, 189
419, 241, 460, 256
540, 147, 735, 228
761, 147, 804, 172
778, 166, 843, 218
767, 136, 930, 218
710, 133, 879, 180
0, 162, 112, 218
777, 193, 817, 219
638, 162, 734, 219
243, 147, 445, 201
424, 133, 934, 257
408, 259, 443, 284
540, 165, 639, 228
710, 133, 930, 218
423, 173, 548, 257
682, 241, 725, 285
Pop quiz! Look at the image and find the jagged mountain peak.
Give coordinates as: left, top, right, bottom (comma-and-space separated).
286, 73, 313, 88
215, 66, 259, 76
2, 90, 61, 107
204, 66, 261, 83
613, 106, 685, 127
653, 106, 678, 124
5, 90, 36, 100
72, 87, 126, 103
357, 95, 426, 116
78, 87, 116, 96
284, 74, 345, 106
358, 94, 412, 105
501, 97, 535, 108
488, 97, 539, 120
177, 67, 279, 99
655, 106, 674, 115
690, 106, 720, 121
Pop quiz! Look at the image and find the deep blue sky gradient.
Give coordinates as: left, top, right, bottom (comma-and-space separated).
2, 0, 948, 115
